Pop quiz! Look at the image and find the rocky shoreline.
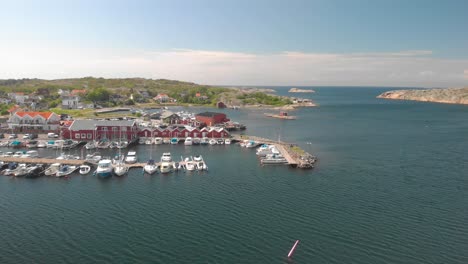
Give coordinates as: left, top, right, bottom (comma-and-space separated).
377, 87, 468, 105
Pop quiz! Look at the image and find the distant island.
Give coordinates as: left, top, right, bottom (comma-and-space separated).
289, 88, 315, 93
377, 87, 468, 105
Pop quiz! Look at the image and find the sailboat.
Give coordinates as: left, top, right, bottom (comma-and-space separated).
143, 131, 158, 174
113, 127, 129, 176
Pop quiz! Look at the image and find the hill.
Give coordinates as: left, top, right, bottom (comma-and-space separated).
377, 87, 468, 105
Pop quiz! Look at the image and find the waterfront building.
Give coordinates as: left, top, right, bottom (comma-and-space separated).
65, 120, 138, 141
7, 111, 61, 131
195, 112, 229, 126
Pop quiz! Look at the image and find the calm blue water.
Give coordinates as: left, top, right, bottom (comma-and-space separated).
1, 87, 467, 263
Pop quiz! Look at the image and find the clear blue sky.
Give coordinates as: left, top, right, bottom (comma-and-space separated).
1, 0, 467, 86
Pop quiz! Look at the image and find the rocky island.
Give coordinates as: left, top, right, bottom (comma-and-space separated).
377, 87, 468, 105
289, 88, 315, 93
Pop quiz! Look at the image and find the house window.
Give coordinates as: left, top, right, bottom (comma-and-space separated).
87, 133, 92, 139
112, 127, 117, 131
102, 127, 108, 131
185, 132, 189, 137
81, 133, 86, 138
75, 133, 80, 139
121, 127, 127, 131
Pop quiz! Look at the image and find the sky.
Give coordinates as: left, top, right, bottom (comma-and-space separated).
0, 0, 467, 87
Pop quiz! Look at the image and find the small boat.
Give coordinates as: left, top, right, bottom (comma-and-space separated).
138, 138, 146, 144
46, 140, 55, 148
13, 151, 25, 158
44, 163, 61, 176
37, 141, 46, 148
4, 152, 14, 157
25, 165, 44, 178
116, 141, 129, 149
193, 138, 200, 145
264, 111, 297, 120
193, 155, 208, 171
209, 139, 217, 145
3, 163, 23, 176
185, 158, 196, 171
14, 164, 32, 177
160, 161, 173, 174
261, 153, 288, 164
113, 162, 129, 176
184, 137, 193, 146
224, 138, 231, 145
256, 144, 279, 157
170, 138, 179, 145
85, 141, 96, 150
95, 159, 113, 178
109, 141, 118, 149
97, 140, 111, 149
163, 138, 171, 144
26, 140, 38, 148
85, 153, 102, 164
217, 139, 224, 145
125, 151, 138, 164
245, 140, 257, 148
143, 159, 158, 174
79, 165, 91, 175
20, 150, 39, 158
154, 137, 163, 145
200, 138, 209, 145
161, 152, 172, 162
61, 139, 79, 150
56, 165, 77, 177
145, 139, 153, 145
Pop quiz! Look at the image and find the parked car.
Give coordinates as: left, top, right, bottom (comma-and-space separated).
8, 134, 17, 139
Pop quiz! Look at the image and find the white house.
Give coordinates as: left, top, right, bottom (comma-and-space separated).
8, 92, 29, 104
8, 111, 61, 131
61, 95, 80, 109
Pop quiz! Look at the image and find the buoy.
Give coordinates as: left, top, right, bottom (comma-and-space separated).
287, 240, 300, 258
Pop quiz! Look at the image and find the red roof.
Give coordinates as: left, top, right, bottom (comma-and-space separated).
7, 105, 20, 113
15, 111, 54, 119
71, 89, 87, 95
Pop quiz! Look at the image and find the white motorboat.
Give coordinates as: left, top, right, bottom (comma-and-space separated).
79, 165, 91, 175
161, 152, 172, 162
200, 138, 209, 145
209, 139, 217, 145
154, 137, 163, 145
193, 138, 201, 145
245, 140, 257, 148
163, 138, 171, 144
185, 158, 196, 171
260, 153, 288, 165
138, 138, 146, 144
143, 159, 158, 174
125, 151, 138, 164
56, 165, 77, 177
37, 141, 46, 148
193, 155, 208, 171
256, 144, 279, 157
85, 141, 96, 150
184, 137, 193, 146
85, 153, 102, 164
145, 139, 153, 145
95, 159, 113, 178
224, 138, 231, 145
20, 150, 39, 158
44, 163, 61, 176
3, 163, 26, 176
217, 138, 224, 145
13, 151, 25, 158
160, 161, 173, 174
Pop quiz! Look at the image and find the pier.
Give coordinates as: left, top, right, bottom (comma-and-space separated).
232, 135, 316, 169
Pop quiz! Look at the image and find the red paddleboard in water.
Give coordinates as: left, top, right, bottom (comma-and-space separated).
287, 240, 300, 258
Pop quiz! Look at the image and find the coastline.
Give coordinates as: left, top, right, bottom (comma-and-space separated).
377, 87, 468, 105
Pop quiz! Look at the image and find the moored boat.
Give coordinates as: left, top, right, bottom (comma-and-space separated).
224, 138, 231, 145
209, 139, 217, 145
44, 163, 61, 176
79, 165, 91, 175
260, 153, 288, 164
161, 152, 172, 162
125, 151, 138, 164
95, 159, 113, 178
160, 161, 173, 174
170, 138, 179, 145
143, 159, 158, 174
163, 138, 171, 144
56, 165, 78, 177
154, 137, 163, 145
184, 137, 193, 146
200, 137, 209, 145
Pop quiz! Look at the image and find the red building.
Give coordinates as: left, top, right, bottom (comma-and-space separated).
66, 120, 138, 141
195, 112, 229, 126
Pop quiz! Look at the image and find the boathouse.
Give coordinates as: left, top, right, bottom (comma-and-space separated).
66, 120, 138, 141
195, 112, 229, 126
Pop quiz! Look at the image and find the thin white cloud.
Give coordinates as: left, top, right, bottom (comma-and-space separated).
0, 44, 467, 87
